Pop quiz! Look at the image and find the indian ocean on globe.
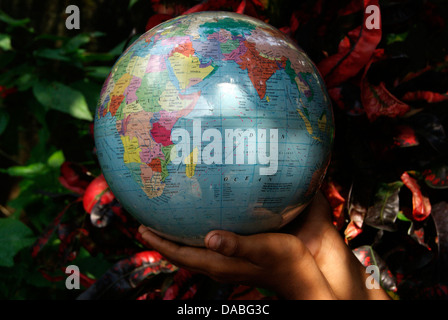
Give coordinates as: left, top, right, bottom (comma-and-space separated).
94, 11, 334, 246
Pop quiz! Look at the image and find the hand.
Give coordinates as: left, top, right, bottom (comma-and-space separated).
138, 192, 390, 300
139, 224, 336, 299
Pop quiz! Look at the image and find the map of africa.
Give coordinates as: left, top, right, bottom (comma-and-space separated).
94, 11, 334, 246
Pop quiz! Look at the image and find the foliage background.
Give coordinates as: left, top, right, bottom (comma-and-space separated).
0, 0, 447, 300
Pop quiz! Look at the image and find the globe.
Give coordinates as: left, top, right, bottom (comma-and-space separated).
94, 11, 334, 246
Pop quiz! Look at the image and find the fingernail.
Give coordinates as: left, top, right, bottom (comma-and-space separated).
138, 225, 151, 235
207, 233, 222, 251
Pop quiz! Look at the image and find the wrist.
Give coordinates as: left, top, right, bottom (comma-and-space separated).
316, 226, 390, 299
275, 249, 337, 300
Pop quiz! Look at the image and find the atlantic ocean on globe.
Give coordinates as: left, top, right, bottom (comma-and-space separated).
94, 11, 334, 246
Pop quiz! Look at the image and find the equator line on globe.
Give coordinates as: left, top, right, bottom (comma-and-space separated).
94, 11, 334, 246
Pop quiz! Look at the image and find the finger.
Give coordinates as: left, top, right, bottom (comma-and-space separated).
139, 227, 263, 284
138, 226, 201, 265
205, 230, 267, 260
138, 226, 243, 275
205, 230, 240, 256
205, 230, 303, 266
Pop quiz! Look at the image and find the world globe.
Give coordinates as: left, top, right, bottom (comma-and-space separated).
94, 11, 334, 246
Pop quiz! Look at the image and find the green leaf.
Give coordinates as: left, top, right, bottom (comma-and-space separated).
0, 218, 36, 267
0, 64, 34, 88
397, 211, 411, 222
85, 66, 111, 80
0, 34, 12, 50
0, 51, 15, 70
71, 247, 111, 280
18, 73, 36, 91
0, 162, 47, 177
33, 48, 72, 62
386, 32, 408, 45
108, 39, 128, 56
34, 33, 67, 42
128, 0, 139, 9
47, 150, 65, 168
63, 33, 91, 53
71, 79, 102, 113
79, 52, 115, 63
365, 181, 404, 231
108, 35, 139, 57
33, 81, 93, 121
0, 11, 30, 27
27, 127, 51, 163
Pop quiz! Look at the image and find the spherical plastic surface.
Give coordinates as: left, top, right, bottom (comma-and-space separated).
94, 11, 334, 246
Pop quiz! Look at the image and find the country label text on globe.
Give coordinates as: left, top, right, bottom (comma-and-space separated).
94, 12, 334, 246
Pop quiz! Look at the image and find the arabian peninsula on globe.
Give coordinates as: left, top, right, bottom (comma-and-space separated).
94, 11, 334, 246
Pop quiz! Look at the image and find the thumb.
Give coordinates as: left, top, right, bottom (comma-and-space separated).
205, 230, 282, 264
205, 230, 245, 257
205, 230, 310, 266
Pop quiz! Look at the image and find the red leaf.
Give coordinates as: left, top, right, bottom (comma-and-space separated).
79, 272, 96, 288
421, 1, 446, 30
322, 181, 346, 230
344, 220, 363, 242
57, 227, 89, 262
400, 66, 432, 84
353, 246, 398, 292
317, 0, 382, 88
401, 172, 431, 221
38, 269, 65, 282
145, 14, 173, 32
236, 0, 246, 14
77, 251, 177, 299
181, 1, 213, 14
0, 85, 17, 98
359, 49, 410, 121
337, 0, 364, 16
31, 198, 81, 258
281, 1, 323, 36
361, 81, 410, 121
59, 161, 93, 195
163, 269, 197, 300
328, 84, 365, 116
393, 125, 419, 148
181, 0, 264, 17
401, 90, 448, 103
250, 0, 265, 10
40, 264, 96, 288
228, 285, 271, 300
423, 166, 448, 189
82, 174, 115, 213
